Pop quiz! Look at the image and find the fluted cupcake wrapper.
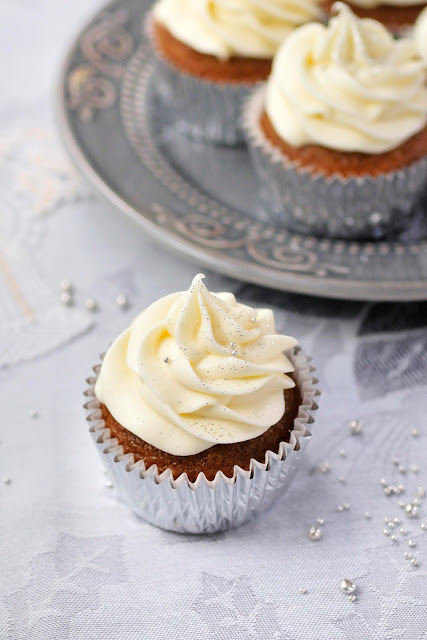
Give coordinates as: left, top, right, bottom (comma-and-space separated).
242, 86, 427, 241
84, 349, 319, 534
145, 14, 259, 146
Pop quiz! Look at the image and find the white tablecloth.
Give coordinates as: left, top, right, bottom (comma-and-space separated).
1, 2, 427, 638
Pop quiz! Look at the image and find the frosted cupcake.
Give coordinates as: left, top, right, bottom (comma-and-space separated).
242, 3, 427, 240
322, 0, 426, 34
84, 274, 318, 534
147, 0, 321, 145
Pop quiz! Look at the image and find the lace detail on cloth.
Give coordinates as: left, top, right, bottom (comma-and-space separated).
0, 127, 93, 367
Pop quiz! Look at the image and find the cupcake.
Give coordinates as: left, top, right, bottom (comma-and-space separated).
242, 3, 427, 240
147, 0, 321, 145
84, 274, 318, 534
322, 0, 426, 34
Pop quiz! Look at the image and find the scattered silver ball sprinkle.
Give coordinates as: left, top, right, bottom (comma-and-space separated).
383, 529, 390, 536
413, 498, 421, 506
116, 294, 128, 309
380, 478, 387, 486
398, 465, 406, 474
405, 504, 418, 518
364, 512, 371, 519
385, 517, 391, 523
410, 558, 418, 566
299, 587, 307, 594
163, 357, 170, 364
340, 579, 356, 595
317, 518, 325, 525
319, 462, 331, 473
85, 298, 97, 311
411, 429, 419, 438
398, 501, 406, 508
392, 457, 400, 466
231, 350, 238, 357
404, 551, 412, 559
408, 540, 416, 548
343, 503, 350, 511
229, 342, 237, 348
417, 487, 425, 498
391, 535, 397, 542
250, 317, 257, 323
350, 419, 362, 435
339, 449, 347, 457
2, 476, 11, 485
338, 475, 346, 484
60, 280, 72, 292
421, 522, 427, 530
60, 292, 72, 306
105, 480, 113, 488
393, 517, 401, 524
384, 487, 393, 496
400, 528, 407, 535
348, 595, 356, 602
387, 521, 395, 529
308, 526, 322, 541
337, 505, 344, 512
29, 410, 38, 419
410, 464, 419, 474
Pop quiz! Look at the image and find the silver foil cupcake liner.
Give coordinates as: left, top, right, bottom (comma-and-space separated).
145, 14, 258, 146
242, 86, 427, 240
84, 349, 319, 534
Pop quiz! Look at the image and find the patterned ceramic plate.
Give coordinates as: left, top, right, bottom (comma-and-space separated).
57, 0, 427, 301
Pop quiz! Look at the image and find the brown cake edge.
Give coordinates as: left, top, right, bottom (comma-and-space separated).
151, 20, 272, 84
321, 0, 425, 30
260, 111, 427, 179
100, 386, 301, 483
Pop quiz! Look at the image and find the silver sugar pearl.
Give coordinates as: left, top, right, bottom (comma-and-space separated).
250, 317, 257, 323
343, 503, 350, 510
392, 457, 400, 466
85, 298, 97, 311
60, 292, 72, 306
393, 517, 401, 524
337, 505, 344, 512
299, 587, 307, 594
340, 579, 356, 595
384, 487, 393, 496
116, 294, 128, 309
404, 551, 412, 559
400, 528, 407, 535
163, 357, 170, 364
398, 465, 406, 474
348, 595, 356, 602
405, 504, 418, 518
231, 350, 238, 357
380, 478, 387, 486
319, 462, 331, 473
317, 518, 325, 525
384, 517, 391, 523
421, 522, 427, 530
308, 526, 322, 541
390, 535, 397, 542
339, 449, 347, 457
338, 475, 346, 484
417, 487, 425, 498
29, 410, 38, 419
60, 280, 72, 292
229, 342, 237, 348
411, 429, 419, 437
364, 512, 371, 519
105, 480, 113, 488
398, 501, 406, 508
413, 498, 420, 506
408, 540, 416, 548
2, 476, 11, 485
410, 465, 419, 474
350, 419, 362, 435
410, 558, 418, 566
383, 529, 390, 536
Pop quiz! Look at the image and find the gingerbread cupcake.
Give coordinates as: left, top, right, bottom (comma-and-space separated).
84, 274, 318, 534
322, 0, 426, 34
242, 3, 427, 239
147, 0, 321, 145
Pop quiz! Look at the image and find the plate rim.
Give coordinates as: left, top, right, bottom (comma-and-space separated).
55, 0, 427, 302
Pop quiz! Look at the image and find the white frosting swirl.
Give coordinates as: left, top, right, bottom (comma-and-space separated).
414, 6, 427, 66
95, 274, 297, 456
350, 0, 424, 9
265, 3, 427, 153
153, 0, 321, 60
